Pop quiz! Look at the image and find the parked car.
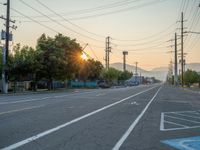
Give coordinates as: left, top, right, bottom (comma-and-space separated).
98, 81, 110, 88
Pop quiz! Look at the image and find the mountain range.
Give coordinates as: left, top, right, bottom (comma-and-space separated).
110, 62, 200, 81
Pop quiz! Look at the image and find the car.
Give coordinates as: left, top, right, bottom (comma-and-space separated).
98, 82, 110, 88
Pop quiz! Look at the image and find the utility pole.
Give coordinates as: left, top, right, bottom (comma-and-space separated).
105, 36, 111, 70
105, 37, 107, 69
135, 62, 138, 76
181, 12, 184, 87
107, 36, 111, 69
5, 0, 10, 62
139, 72, 142, 84
1, 0, 10, 94
122, 51, 128, 71
174, 33, 178, 86
0, 0, 15, 93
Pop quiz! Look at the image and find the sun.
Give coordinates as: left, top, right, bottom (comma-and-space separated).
81, 53, 88, 60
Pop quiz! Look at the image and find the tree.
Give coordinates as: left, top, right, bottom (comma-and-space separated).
36, 34, 82, 90
79, 59, 103, 81
101, 67, 121, 84
184, 69, 199, 87
8, 44, 38, 81
119, 70, 133, 81
0, 47, 2, 77
6, 44, 39, 91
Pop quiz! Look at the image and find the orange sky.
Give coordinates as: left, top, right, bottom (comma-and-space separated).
0, 0, 199, 70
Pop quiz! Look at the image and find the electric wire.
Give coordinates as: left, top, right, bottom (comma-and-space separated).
12, 0, 140, 18
35, 0, 106, 38
112, 22, 176, 42
18, 0, 168, 22
18, 0, 104, 43
11, 8, 59, 34
88, 44, 100, 61
11, 7, 101, 62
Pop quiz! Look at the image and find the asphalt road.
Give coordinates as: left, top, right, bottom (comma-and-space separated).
0, 84, 200, 150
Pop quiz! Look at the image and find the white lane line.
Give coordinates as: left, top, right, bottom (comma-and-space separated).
112, 86, 162, 150
160, 112, 164, 131
165, 115, 200, 124
0, 105, 45, 116
1, 86, 158, 150
0, 91, 97, 105
0, 97, 50, 105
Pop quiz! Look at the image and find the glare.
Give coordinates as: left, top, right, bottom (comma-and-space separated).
81, 53, 88, 60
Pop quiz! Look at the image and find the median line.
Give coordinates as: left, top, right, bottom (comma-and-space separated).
0, 91, 97, 105
0, 105, 45, 116
1, 86, 158, 150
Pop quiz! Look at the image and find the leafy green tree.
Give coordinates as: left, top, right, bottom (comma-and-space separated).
101, 67, 121, 83
184, 69, 199, 87
8, 44, 38, 81
79, 59, 103, 81
119, 70, 133, 81
0, 47, 2, 77
36, 34, 82, 90
199, 74, 200, 88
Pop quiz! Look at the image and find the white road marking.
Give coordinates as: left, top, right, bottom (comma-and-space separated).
179, 139, 200, 150
160, 110, 200, 131
0, 105, 45, 116
161, 126, 200, 131
163, 110, 200, 114
175, 113, 200, 119
130, 101, 139, 106
186, 111, 200, 115
164, 121, 188, 128
1, 86, 158, 150
160, 112, 164, 131
165, 115, 200, 124
96, 93, 105, 96
160, 100, 188, 104
112, 86, 162, 150
0, 91, 97, 105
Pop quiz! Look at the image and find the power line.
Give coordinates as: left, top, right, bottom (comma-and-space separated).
11, 8, 59, 34
88, 44, 100, 61
18, 0, 104, 43
13, 0, 139, 18
113, 45, 167, 52
44, 0, 140, 17
35, 0, 106, 38
184, 2, 200, 49
11, 7, 103, 62
111, 32, 174, 48
112, 22, 176, 42
49, 0, 169, 21
18, 0, 168, 22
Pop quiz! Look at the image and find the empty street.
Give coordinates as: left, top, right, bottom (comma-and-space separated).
0, 84, 200, 150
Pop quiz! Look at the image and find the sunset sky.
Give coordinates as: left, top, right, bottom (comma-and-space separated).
0, 0, 199, 71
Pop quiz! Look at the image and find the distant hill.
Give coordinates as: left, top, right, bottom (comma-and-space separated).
110, 62, 200, 81
110, 62, 167, 81
186, 63, 200, 72
150, 67, 168, 72
151, 63, 200, 72
110, 62, 147, 73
